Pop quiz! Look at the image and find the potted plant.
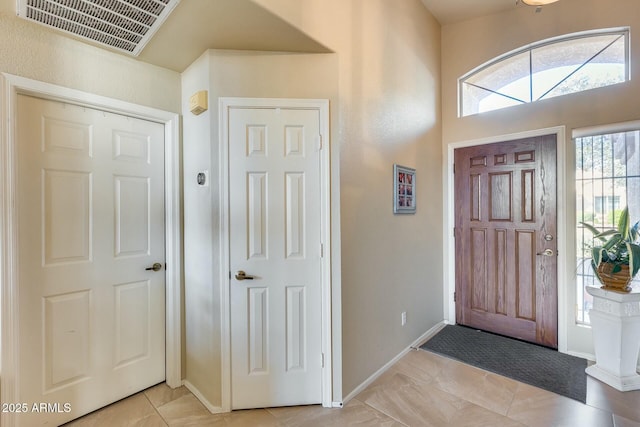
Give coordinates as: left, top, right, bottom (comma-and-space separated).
580, 206, 640, 293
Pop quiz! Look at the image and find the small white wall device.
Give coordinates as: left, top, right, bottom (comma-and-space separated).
189, 90, 208, 115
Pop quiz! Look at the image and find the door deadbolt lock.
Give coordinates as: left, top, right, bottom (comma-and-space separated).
544, 234, 554, 241
145, 263, 163, 272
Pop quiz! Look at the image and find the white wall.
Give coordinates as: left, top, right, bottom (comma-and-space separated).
247, 0, 444, 397
0, 0, 180, 112
181, 52, 217, 404
441, 0, 640, 358
182, 49, 339, 408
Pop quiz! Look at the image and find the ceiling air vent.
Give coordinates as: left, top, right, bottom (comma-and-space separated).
17, 0, 180, 56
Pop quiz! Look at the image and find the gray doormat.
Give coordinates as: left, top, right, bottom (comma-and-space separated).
420, 325, 587, 403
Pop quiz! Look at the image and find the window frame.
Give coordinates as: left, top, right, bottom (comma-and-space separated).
458, 27, 630, 117
573, 123, 640, 325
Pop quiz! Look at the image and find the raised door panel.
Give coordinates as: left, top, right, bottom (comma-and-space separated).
43, 290, 92, 391
43, 116, 93, 157
286, 286, 306, 372
515, 230, 536, 321
247, 125, 267, 157
285, 126, 304, 157
470, 228, 487, 312
470, 174, 481, 221
114, 176, 150, 258
114, 281, 151, 369
248, 173, 268, 260
43, 170, 92, 265
285, 173, 305, 259
494, 229, 508, 316
489, 172, 512, 222
113, 131, 150, 164
521, 170, 536, 222
248, 287, 269, 375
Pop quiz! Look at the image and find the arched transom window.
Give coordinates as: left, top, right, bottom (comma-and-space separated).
459, 28, 630, 117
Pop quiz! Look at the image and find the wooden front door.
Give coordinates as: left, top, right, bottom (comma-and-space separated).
454, 135, 558, 348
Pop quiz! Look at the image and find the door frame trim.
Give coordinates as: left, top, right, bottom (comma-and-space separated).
219, 97, 334, 410
0, 73, 182, 426
444, 126, 568, 353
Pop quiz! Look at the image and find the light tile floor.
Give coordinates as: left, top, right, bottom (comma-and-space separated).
64, 349, 640, 427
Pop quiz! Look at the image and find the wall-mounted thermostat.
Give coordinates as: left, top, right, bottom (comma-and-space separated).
189, 90, 208, 115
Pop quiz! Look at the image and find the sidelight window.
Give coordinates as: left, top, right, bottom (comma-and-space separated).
460, 28, 629, 117
575, 129, 640, 324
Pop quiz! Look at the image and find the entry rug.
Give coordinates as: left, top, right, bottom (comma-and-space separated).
420, 325, 587, 403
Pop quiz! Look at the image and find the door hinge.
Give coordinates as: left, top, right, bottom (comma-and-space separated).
322, 353, 325, 368
320, 243, 324, 258
318, 135, 323, 151
453, 228, 456, 238
453, 163, 456, 173
454, 292, 457, 302
229, 271, 231, 280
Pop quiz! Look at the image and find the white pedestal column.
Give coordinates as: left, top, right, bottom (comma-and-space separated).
585, 286, 640, 392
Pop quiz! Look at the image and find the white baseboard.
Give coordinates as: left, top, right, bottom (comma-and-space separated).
342, 320, 447, 405
413, 320, 449, 348
567, 351, 640, 373
183, 380, 226, 414
566, 350, 595, 362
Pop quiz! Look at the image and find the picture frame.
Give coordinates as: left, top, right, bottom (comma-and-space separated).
393, 164, 416, 214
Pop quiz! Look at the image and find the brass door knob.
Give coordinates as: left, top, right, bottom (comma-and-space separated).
536, 249, 555, 257
145, 263, 163, 271
235, 271, 255, 280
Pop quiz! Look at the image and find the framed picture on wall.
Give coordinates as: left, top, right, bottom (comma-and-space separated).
393, 164, 416, 214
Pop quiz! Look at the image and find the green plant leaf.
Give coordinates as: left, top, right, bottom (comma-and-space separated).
592, 247, 604, 267
602, 234, 622, 250
630, 221, 640, 243
580, 222, 611, 243
626, 242, 640, 278
617, 206, 630, 240
595, 229, 619, 239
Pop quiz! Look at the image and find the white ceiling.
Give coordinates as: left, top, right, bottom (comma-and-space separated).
137, 0, 331, 72
30, 0, 527, 72
137, 0, 533, 72
419, 0, 522, 25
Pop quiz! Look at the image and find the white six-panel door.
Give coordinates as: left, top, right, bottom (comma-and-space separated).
229, 107, 323, 409
16, 95, 166, 426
